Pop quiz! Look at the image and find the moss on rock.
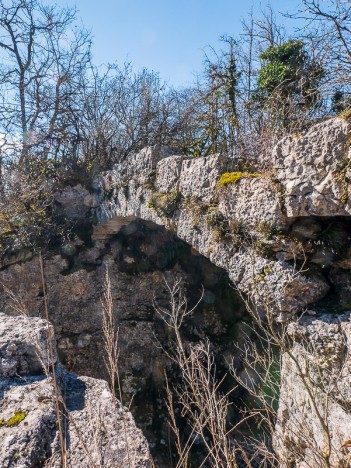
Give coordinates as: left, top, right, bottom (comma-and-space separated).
217, 171, 262, 187
0, 411, 27, 428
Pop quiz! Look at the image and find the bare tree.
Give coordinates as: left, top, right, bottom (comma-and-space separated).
0, 0, 91, 164
73, 62, 187, 168
290, 0, 351, 102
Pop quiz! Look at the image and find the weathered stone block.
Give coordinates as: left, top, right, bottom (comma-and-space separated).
273, 118, 351, 216
0, 313, 56, 377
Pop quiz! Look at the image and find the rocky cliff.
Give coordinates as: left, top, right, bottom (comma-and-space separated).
93, 117, 351, 466
1, 117, 351, 466
95, 120, 351, 320
0, 220, 245, 463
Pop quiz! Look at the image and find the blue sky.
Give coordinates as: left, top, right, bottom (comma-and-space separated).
54, 0, 296, 87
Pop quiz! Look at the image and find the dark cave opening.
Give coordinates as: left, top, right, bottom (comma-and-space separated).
105, 220, 252, 464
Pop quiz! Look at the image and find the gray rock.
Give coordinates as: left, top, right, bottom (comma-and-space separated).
218, 175, 283, 227
0, 313, 56, 377
274, 313, 351, 467
273, 118, 351, 217
4, 117, 351, 466
94, 144, 330, 319
0, 313, 152, 468
0, 375, 57, 467
179, 154, 224, 202
156, 155, 183, 193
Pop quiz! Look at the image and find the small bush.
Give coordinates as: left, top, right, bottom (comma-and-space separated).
228, 219, 252, 246
205, 207, 229, 238
185, 197, 208, 229
0, 159, 73, 252
148, 189, 181, 217
253, 240, 275, 259
315, 222, 349, 253
257, 221, 283, 240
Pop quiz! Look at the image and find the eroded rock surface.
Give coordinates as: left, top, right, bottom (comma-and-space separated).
94, 139, 337, 319
274, 313, 351, 467
274, 118, 351, 217
3, 117, 351, 466
91, 117, 351, 466
0, 313, 152, 468
0, 313, 57, 377
94, 118, 351, 318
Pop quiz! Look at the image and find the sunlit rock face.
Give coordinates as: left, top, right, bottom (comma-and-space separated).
94, 144, 331, 320
274, 118, 351, 217
0, 313, 152, 468
274, 313, 351, 468
2, 117, 351, 466
93, 117, 351, 465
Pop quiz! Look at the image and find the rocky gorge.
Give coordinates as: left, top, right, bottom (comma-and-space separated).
1, 117, 351, 466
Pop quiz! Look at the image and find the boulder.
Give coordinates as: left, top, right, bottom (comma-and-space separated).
0, 313, 57, 377
0, 313, 152, 467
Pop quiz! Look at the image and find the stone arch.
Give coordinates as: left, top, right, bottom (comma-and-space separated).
93, 142, 335, 320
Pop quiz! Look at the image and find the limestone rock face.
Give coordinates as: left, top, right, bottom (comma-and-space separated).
0, 313, 57, 377
218, 176, 283, 227
274, 313, 351, 467
155, 155, 183, 193
89, 119, 351, 464
178, 154, 225, 201
273, 118, 351, 217
94, 139, 333, 319
0, 313, 152, 468
3, 117, 351, 466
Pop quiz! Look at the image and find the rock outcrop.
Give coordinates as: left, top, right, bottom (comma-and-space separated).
0, 220, 245, 461
274, 118, 351, 217
0, 313, 152, 467
274, 312, 351, 467
0, 313, 57, 377
92, 116, 351, 466
2, 117, 351, 466
93, 141, 341, 320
